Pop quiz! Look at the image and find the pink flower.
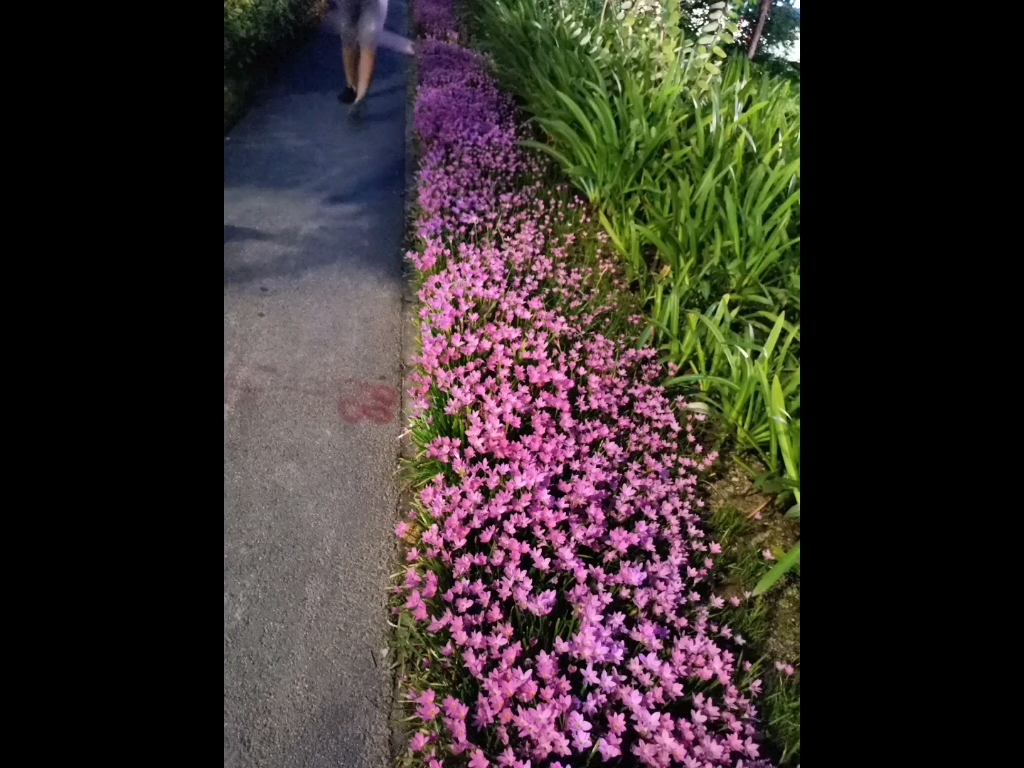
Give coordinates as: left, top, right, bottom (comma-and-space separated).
566, 711, 592, 734
597, 737, 621, 761
762, 548, 776, 561
607, 711, 626, 735
571, 730, 592, 751
775, 661, 796, 676
395, 521, 409, 539
414, 689, 440, 721
399, 22, 776, 764
409, 732, 429, 752
423, 570, 439, 599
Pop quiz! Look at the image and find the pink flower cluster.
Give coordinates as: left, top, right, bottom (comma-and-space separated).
399, 3, 772, 766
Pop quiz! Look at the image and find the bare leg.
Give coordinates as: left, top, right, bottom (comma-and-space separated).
354, 45, 377, 103
342, 44, 360, 90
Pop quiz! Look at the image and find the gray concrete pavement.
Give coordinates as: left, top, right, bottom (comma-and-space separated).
224, 6, 409, 766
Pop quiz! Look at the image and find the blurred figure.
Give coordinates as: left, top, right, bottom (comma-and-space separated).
328, 0, 413, 114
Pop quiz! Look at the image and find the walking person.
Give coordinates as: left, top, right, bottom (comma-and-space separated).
331, 0, 413, 117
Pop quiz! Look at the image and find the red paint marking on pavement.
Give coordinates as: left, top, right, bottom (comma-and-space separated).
338, 381, 399, 424
225, 367, 397, 425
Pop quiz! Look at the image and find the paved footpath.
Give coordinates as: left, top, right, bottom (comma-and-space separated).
224, 6, 409, 766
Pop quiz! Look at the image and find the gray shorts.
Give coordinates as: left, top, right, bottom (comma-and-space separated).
337, 0, 386, 49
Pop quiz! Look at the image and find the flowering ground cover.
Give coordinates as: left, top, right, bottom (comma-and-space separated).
391, 3, 779, 766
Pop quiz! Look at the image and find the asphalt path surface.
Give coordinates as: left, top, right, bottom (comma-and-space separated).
224, 6, 409, 765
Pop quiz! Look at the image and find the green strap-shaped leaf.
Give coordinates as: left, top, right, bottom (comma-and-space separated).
663, 374, 741, 391
771, 374, 800, 502
752, 541, 800, 596
555, 90, 598, 145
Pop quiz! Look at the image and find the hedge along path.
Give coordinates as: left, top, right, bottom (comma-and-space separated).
224, 4, 414, 767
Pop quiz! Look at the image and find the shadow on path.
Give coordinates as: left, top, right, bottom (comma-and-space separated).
224, 13, 409, 288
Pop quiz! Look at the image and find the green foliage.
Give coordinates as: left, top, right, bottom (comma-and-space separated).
681, 0, 800, 59
224, 0, 326, 74
681, 0, 801, 90
224, 0, 327, 129
753, 53, 800, 86
753, 539, 799, 595
706, 499, 800, 764
763, 668, 801, 764
736, 0, 800, 57
663, 304, 799, 483
467, 0, 800, 505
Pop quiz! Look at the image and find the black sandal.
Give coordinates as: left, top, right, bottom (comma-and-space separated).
337, 86, 356, 104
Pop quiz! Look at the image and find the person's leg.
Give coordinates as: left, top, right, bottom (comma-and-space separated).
337, 0, 359, 103
342, 44, 360, 91
355, 46, 377, 103
352, 0, 386, 104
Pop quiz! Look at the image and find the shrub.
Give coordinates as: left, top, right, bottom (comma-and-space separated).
224, 0, 327, 128
224, 0, 326, 74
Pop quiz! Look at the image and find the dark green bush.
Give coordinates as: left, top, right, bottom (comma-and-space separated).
224, 0, 326, 74
224, 0, 327, 129
751, 54, 800, 88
